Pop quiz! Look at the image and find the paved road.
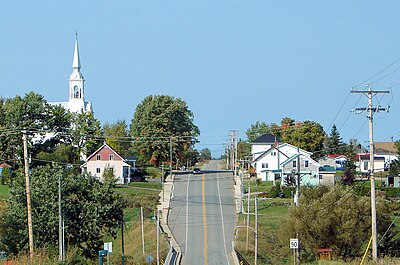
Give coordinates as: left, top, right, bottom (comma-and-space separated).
168, 162, 236, 265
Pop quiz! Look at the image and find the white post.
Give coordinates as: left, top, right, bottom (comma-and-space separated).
141, 207, 145, 255
246, 185, 250, 251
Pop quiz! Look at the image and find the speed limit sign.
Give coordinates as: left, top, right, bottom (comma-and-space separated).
290, 238, 299, 249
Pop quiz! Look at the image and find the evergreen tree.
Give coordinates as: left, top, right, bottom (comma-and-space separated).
326, 124, 346, 154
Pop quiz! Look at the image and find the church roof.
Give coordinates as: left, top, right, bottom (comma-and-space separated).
72, 33, 81, 70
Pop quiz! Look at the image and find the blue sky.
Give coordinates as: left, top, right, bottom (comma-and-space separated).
1, 1, 399, 156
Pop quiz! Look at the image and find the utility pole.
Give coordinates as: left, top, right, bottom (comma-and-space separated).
23, 131, 34, 260
156, 210, 160, 265
59, 170, 63, 262
121, 215, 125, 265
170, 137, 173, 173
229, 130, 239, 175
351, 85, 390, 262
161, 163, 165, 202
246, 185, 251, 251
254, 197, 258, 265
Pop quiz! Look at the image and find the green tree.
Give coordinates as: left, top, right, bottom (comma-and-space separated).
282, 121, 326, 155
0, 166, 10, 185
103, 120, 130, 156
278, 185, 398, 261
35, 143, 78, 165
0, 92, 74, 163
130, 95, 200, 166
325, 124, 347, 154
0, 164, 125, 258
237, 140, 251, 160
389, 141, 400, 177
69, 112, 102, 159
199, 148, 212, 161
245, 121, 271, 142
0, 92, 51, 162
102, 166, 117, 183
182, 148, 199, 168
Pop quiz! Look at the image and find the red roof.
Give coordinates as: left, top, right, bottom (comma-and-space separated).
326, 154, 346, 159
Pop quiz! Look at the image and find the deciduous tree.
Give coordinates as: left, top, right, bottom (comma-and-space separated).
0, 164, 125, 258
278, 185, 398, 261
130, 95, 199, 166
103, 120, 130, 156
200, 148, 212, 161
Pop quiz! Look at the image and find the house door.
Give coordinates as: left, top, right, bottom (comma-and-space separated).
123, 166, 129, 184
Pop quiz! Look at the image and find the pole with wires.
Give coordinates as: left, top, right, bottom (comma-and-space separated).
351, 84, 390, 262
23, 131, 34, 260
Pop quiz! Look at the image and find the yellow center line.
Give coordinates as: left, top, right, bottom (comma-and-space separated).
202, 173, 208, 265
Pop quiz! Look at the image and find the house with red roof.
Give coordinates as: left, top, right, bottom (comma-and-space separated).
81, 143, 136, 184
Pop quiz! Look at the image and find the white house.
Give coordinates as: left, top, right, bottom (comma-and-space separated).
355, 154, 385, 174
251, 142, 320, 185
81, 143, 135, 184
251, 133, 280, 161
374, 142, 398, 170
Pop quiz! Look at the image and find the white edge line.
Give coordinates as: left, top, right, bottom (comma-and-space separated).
217, 172, 231, 265
185, 173, 190, 254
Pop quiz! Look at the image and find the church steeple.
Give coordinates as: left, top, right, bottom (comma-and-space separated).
72, 32, 81, 71
69, 32, 85, 102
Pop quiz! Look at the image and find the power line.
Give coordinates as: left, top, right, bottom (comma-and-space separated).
353, 55, 400, 88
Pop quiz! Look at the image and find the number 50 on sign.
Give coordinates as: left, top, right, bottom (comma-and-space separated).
290, 238, 299, 249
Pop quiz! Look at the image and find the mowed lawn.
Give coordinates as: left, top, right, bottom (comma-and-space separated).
0, 185, 9, 197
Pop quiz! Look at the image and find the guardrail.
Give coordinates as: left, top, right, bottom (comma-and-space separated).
235, 250, 251, 265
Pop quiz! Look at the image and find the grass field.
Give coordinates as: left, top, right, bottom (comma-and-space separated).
0, 185, 9, 197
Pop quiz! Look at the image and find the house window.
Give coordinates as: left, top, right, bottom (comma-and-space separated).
293, 161, 297, 168
96, 168, 101, 174
96, 154, 101, 160
319, 174, 323, 179
304, 160, 309, 168
363, 161, 368, 170
110, 154, 114, 160
262, 163, 268, 169
271, 151, 276, 156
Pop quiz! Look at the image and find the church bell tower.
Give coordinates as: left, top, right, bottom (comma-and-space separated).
69, 33, 84, 100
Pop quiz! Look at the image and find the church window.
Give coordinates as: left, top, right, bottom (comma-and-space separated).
74, 86, 79, 98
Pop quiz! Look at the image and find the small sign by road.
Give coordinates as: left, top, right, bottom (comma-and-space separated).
290, 238, 299, 250
104, 242, 112, 253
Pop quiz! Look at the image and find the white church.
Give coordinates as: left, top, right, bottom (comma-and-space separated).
49, 34, 93, 113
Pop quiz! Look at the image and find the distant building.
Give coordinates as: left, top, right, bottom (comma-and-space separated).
251, 140, 320, 186
49, 34, 92, 114
374, 142, 398, 170
318, 166, 336, 185
318, 154, 347, 170
251, 133, 280, 161
81, 143, 136, 184
355, 154, 385, 174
